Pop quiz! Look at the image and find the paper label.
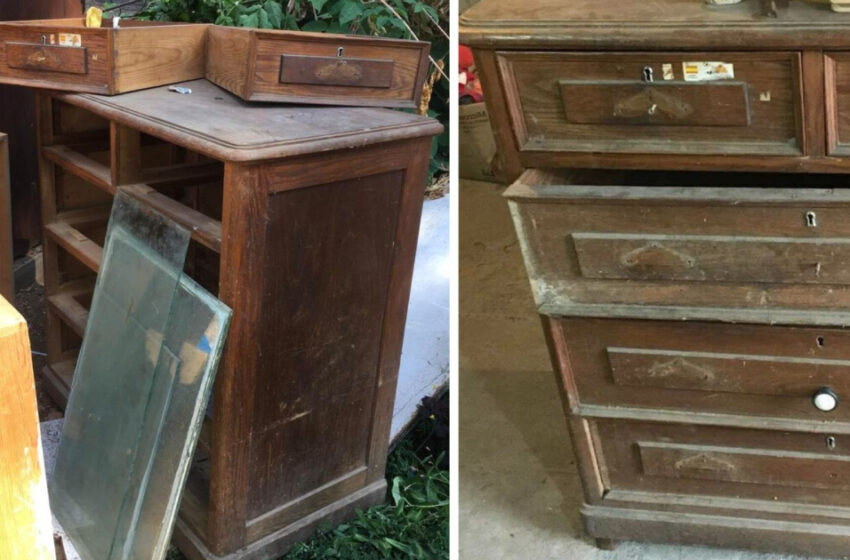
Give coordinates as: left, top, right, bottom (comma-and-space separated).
662, 64, 675, 81
58, 33, 82, 47
682, 61, 734, 82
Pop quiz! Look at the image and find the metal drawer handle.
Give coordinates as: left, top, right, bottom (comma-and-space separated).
813, 387, 839, 412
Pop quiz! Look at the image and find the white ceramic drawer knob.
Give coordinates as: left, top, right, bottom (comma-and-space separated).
813, 388, 839, 412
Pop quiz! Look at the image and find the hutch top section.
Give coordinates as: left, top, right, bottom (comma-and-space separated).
459, 0, 850, 48
57, 79, 443, 163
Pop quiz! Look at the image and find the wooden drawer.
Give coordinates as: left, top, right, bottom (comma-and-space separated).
0, 19, 207, 95
506, 169, 850, 324
551, 317, 850, 423
206, 26, 430, 108
497, 51, 803, 157
593, 419, 850, 508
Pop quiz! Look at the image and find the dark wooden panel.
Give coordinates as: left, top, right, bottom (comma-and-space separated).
560, 81, 751, 127
280, 54, 394, 88
553, 317, 850, 423
248, 170, 403, 518
6, 43, 87, 75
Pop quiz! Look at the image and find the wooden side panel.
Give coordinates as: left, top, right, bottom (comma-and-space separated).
556, 317, 850, 422
247, 170, 403, 518
0, 134, 11, 300
498, 51, 803, 156
204, 26, 252, 100
0, 296, 55, 560
112, 25, 208, 94
560, 80, 751, 127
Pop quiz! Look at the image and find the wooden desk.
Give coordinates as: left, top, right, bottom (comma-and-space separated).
36, 79, 442, 559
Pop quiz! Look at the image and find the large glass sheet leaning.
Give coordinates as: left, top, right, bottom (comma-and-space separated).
50, 190, 232, 560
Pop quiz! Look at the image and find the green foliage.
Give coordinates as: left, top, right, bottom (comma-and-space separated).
137, 0, 449, 180
164, 400, 450, 560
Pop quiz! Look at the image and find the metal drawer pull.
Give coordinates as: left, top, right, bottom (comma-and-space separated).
813, 387, 839, 412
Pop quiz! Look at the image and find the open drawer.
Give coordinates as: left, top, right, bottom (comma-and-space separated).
506, 168, 850, 325
496, 51, 803, 157
206, 26, 430, 108
0, 18, 208, 94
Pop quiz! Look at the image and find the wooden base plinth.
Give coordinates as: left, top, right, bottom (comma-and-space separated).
584, 504, 850, 559
173, 480, 387, 560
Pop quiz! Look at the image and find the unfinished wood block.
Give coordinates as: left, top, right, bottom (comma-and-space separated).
0, 295, 55, 559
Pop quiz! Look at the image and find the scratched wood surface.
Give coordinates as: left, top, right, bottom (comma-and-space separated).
0, 295, 55, 560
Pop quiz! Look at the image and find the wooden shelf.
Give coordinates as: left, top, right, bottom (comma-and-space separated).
42, 360, 76, 408
43, 144, 113, 193
141, 161, 223, 187
46, 278, 94, 338
44, 207, 110, 273
121, 184, 223, 253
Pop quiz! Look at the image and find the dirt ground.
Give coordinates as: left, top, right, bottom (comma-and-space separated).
15, 280, 63, 421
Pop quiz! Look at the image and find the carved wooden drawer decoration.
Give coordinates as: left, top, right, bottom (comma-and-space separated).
497, 51, 802, 157
505, 169, 850, 324
551, 317, 850, 422
593, 420, 850, 506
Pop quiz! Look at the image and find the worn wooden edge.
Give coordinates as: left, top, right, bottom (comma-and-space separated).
458, 23, 850, 49
250, 28, 429, 50
41, 361, 73, 408
576, 403, 850, 435
0, 134, 11, 302
582, 503, 850, 558
246, 91, 418, 109
175, 480, 386, 560
55, 90, 443, 163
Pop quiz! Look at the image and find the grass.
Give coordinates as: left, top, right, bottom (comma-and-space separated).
166, 393, 449, 560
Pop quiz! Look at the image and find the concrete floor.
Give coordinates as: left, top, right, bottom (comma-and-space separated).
458, 179, 827, 560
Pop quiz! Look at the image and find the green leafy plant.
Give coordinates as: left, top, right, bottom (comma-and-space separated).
136, 0, 449, 182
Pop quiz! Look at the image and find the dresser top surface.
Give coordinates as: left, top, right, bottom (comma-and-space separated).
460, 0, 850, 48
57, 80, 442, 163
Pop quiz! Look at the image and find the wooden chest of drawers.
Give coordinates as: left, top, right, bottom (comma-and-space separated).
462, 0, 850, 557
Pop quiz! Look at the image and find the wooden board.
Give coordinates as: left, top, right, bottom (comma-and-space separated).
0, 133, 11, 300
0, 295, 54, 560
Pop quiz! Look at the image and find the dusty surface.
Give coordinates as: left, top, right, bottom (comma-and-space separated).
458, 178, 828, 560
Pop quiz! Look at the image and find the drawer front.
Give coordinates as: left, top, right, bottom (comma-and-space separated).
0, 24, 109, 91
497, 51, 803, 156
250, 32, 429, 108
827, 52, 850, 156
595, 419, 850, 507
555, 317, 850, 422
506, 172, 850, 316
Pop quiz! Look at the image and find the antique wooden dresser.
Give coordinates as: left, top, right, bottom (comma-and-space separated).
462, 0, 850, 557
35, 79, 441, 559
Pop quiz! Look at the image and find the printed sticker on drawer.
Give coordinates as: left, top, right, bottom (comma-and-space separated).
58, 33, 82, 47
682, 61, 734, 82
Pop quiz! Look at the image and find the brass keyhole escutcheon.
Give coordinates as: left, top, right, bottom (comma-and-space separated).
827, 436, 837, 451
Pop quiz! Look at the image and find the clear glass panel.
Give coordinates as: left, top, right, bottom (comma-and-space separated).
50, 191, 231, 560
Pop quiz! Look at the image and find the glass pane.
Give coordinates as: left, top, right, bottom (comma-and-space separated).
50, 191, 231, 560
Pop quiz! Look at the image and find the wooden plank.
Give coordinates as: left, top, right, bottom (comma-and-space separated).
42, 360, 75, 408
43, 144, 113, 193
112, 24, 207, 94
120, 184, 222, 253
560, 81, 751, 127
0, 296, 55, 560
44, 219, 102, 273
46, 277, 93, 338
0, 134, 11, 300
6, 42, 87, 75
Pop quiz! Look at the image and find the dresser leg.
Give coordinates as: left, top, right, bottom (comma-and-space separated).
595, 538, 618, 551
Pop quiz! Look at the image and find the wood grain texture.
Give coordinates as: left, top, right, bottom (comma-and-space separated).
506, 169, 850, 322
206, 27, 429, 108
0, 296, 55, 560
0, 19, 208, 94
551, 316, 850, 423
0, 134, 11, 301
500, 51, 802, 157
460, 0, 850, 48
